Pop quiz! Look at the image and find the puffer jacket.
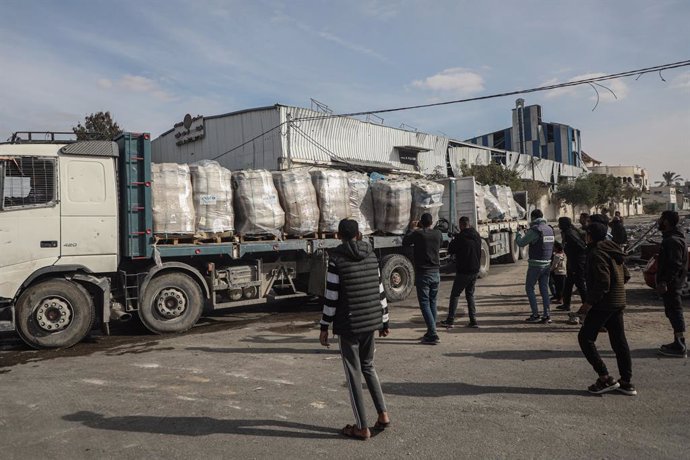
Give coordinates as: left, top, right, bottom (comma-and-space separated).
585, 240, 629, 310
656, 227, 688, 290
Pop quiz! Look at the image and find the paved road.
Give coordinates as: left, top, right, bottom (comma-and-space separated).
1, 261, 688, 459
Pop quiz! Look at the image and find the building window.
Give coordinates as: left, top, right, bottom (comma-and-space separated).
1, 156, 57, 210
546, 125, 555, 143
493, 130, 505, 148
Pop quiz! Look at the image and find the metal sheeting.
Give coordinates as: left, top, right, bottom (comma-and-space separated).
448, 146, 491, 176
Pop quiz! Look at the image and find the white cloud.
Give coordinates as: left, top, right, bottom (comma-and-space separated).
543, 72, 629, 102
670, 71, 690, 92
358, 0, 401, 20
97, 78, 113, 89
412, 68, 485, 95
112, 75, 174, 101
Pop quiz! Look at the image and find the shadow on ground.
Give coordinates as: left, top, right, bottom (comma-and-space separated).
382, 381, 588, 397
443, 348, 661, 360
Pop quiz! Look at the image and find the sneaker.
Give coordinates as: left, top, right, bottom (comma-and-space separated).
466, 322, 479, 329
439, 319, 455, 328
556, 304, 571, 311
588, 376, 620, 394
658, 339, 687, 358
539, 316, 552, 324
525, 315, 541, 323
617, 381, 637, 396
421, 335, 439, 345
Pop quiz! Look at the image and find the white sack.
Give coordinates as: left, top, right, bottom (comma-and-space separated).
232, 170, 285, 237
310, 169, 349, 233
411, 180, 444, 225
273, 169, 319, 236
151, 163, 195, 234
189, 160, 234, 233
372, 179, 412, 234
347, 171, 375, 235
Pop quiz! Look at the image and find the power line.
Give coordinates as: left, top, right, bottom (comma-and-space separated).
293, 59, 690, 122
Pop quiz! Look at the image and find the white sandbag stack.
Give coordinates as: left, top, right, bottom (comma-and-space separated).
347, 171, 375, 235
489, 185, 518, 220
232, 170, 285, 237
189, 160, 234, 234
474, 184, 489, 222
151, 163, 195, 234
483, 185, 506, 220
372, 178, 412, 234
411, 180, 444, 225
310, 169, 349, 233
273, 169, 319, 236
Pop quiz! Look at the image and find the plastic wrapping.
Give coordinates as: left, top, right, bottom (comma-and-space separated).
474, 184, 489, 222
514, 200, 527, 220
232, 170, 285, 237
483, 185, 506, 220
151, 163, 195, 234
372, 179, 412, 234
411, 180, 444, 225
310, 169, 350, 233
273, 169, 319, 236
347, 171, 375, 235
489, 185, 518, 220
189, 160, 234, 234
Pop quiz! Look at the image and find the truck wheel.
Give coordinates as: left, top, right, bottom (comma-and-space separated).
500, 233, 520, 264
519, 244, 529, 261
478, 240, 490, 278
381, 254, 415, 302
15, 279, 95, 349
139, 272, 203, 334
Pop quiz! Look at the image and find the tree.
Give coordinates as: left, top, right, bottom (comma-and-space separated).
73, 111, 122, 140
554, 176, 598, 214
643, 201, 665, 215
460, 162, 522, 191
661, 171, 684, 186
621, 184, 642, 214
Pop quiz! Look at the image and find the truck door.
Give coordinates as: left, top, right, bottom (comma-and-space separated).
0, 155, 61, 300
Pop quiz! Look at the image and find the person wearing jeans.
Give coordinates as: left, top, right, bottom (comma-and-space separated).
516, 209, 555, 324
403, 212, 443, 345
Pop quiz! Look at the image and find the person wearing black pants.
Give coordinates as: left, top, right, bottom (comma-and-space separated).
656, 211, 688, 358
557, 217, 587, 312
576, 222, 635, 395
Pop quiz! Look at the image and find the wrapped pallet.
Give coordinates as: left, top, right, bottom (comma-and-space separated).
310, 169, 349, 233
189, 160, 234, 234
514, 200, 527, 220
372, 179, 412, 234
483, 185, 506, 220
232, 170, 285, 237
347, 171, 375, 235
474, 184, 489, 223
411, 180, 444, 225
489, 185, 518, 220
151, 163, 195, 234
273, 169, 319, 236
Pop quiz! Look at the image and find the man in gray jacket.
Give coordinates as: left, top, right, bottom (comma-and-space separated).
319, 219, 391, 440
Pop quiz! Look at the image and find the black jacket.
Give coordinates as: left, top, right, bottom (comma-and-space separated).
585, 240, 629, 310
448, 227, 482, 274
561, 225, 587, 272
611, 221, 628, 245
402, 227, 442, 272
656, 227, 688, 290
321, 240, 388, 335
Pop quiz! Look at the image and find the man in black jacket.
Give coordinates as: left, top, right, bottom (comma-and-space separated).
656, 211, 688, 358
557, 217, 588, 312
610, 216, 628, 247
319, 219, 391, 439
577, 222, 635, 395
440, 216, 482, 328
403, 213, 443, 344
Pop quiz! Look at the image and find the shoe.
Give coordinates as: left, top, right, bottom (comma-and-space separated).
556, 304, 571, 311
617, 381, 637, 396
539, 316, 552, 324
599, 327, 608, 333
525, 315, 541, 323
588, 376, 620, 394
466, 322, 479, 328
421, 335, 439, 345
658, 339, 687, 358
439, 319, 455, 328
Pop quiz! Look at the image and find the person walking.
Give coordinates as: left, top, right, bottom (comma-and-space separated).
577, 222, 635, 395
403, 213, 443, 344
557, 217, 588, 312
319, 219, 391, 440
656, 211, 688, 358
579, 212, 590, 231
550, 241, 567, 304
516, 209, 555, 324
440, 216, 482, 328
610, 216, 628, 247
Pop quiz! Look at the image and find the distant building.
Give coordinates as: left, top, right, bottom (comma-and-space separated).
645, 185, 681, 211
466, 99, 582, 168
589, 164, 650, 191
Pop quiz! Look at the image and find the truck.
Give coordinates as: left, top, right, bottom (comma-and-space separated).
0, 132, 528, 349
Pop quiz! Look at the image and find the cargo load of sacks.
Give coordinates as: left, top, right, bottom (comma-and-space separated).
232, 170, 285, 237
473, 184, 489, 222
189, 160, 234, 234
310, 169, 349, 233
151, 163, 195, 234
489, 185, 518, 220
347, 171, 375, 235
371, 177, 412, 234
273, 169, 319, 236
411, 180, 444, 226
483, 184, 506, 220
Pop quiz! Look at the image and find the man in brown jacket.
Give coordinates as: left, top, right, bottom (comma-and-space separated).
577, 222, 635, 396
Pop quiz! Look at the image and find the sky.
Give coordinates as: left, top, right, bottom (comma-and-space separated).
1, 0, 689, 184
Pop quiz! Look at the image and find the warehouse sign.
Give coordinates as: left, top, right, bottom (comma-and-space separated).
396, 146, 429, 168
174, 114, 205, 145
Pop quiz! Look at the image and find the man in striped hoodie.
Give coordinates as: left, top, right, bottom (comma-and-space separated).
319, 219, 391, 440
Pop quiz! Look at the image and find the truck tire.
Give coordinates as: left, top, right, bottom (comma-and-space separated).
139, 272, 204, 334
15, 279, 95, 349
519, 243, 529, 261
478, 240, 490, 278
381, 254, 415, 302
500, 233, 520, 264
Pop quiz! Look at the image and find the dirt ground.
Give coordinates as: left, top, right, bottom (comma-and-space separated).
1, 257, 688, 459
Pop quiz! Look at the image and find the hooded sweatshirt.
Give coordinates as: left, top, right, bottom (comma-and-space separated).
656, 226, 688, 290
448, 227, 482, 274
585, 240, 629, 310
320, 240, 389, 335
